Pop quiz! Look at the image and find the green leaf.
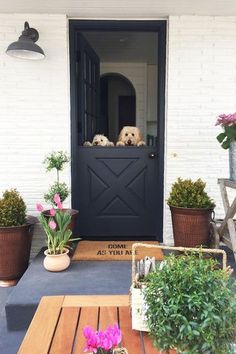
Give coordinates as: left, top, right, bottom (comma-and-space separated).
143, 252, 236, 354
216, 132, 226, 143
224, 125, 236, 140
222, 139, 231, 149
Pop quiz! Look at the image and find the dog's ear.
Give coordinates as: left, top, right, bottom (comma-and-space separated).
136, 127, 142, 142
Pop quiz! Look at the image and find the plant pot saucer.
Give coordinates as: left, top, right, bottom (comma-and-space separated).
0, 279, 18, 287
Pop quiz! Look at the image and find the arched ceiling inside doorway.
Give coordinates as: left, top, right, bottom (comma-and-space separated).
82, 31, 158, 65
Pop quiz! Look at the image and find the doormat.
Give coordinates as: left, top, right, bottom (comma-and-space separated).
72, 241, 164, 261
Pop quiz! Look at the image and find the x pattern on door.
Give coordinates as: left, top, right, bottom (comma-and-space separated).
89, 157, 149, 217
77, 147, 158, 239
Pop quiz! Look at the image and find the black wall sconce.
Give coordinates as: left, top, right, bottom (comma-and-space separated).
6, 21, 45, 60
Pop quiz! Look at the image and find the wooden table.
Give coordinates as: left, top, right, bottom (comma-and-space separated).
18, 295, 175, 354
212, 179, 236, 260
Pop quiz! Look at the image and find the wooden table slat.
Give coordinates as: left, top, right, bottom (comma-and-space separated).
99, 306, 118, 329
73, 307, 99, 354
19, 296, 167, 354
49, 307, 80, 354
119, 306, 143, 354
63, 295, 129, 307
18, 296, 64, 354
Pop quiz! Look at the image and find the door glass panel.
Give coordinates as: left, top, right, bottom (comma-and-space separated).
146, 64, 158, 146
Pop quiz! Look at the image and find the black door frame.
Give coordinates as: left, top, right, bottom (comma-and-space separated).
69, 20, 166, 241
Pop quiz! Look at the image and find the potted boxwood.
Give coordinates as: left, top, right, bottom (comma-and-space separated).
43, 151, 78, 234
143, 252, 236, 354
167, 178, 215, 247
0, 189, 35, 287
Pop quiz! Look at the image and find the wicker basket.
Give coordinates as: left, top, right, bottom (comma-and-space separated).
130, 243, 227, 332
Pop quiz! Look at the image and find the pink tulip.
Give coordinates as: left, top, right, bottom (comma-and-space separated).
53, 193, 61, 205
48, 220, 57, 230
50, 208, 56, 216
57, 202, 63, 210
36, 203, 44, 212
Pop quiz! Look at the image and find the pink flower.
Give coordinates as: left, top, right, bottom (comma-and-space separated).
83, 324, 122, 353
98, 331, 113, 351
53, 193, 61, 205
48, 220, 57, 230
57, 202, 63, 210
83, 326, 100, 353
50, 208, 56, 216
36, 203, 44, 212
216, 113, 236, 126
107, 323, 122, 347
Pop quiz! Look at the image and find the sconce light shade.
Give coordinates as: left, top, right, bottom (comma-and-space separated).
6, 21, 45, 60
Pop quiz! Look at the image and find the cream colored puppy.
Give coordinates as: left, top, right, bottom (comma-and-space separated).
84, 134, 114, 147
116, 126, 146, 147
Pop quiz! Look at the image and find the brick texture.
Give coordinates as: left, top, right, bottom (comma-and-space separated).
0, 14, 70, 256
165, 16, 236, 243
0, 14, 235, 253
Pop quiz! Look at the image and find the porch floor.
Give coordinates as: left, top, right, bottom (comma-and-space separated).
0, 245, 235, 354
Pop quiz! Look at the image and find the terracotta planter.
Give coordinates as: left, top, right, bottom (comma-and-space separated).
43, 248, 70, 272
0, 221, 35, 287
42, 208, 79, 235
170, 206, 213, 247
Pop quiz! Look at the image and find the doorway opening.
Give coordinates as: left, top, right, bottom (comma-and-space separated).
69, 20, 166, 241
100, 73, 136, 142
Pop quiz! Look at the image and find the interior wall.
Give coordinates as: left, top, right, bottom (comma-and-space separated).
107, 77, 135, 142
100, 62, 147, 139
147, 64, 158, 138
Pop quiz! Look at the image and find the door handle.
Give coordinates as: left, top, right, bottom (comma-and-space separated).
149, 152, 156, 159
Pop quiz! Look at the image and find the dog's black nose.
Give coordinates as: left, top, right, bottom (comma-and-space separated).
127, 140, 132, 145
94, 141, 98, 145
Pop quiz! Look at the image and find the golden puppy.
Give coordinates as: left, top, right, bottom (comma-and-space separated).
116, 126, 146, 147
84, 134, 114, 147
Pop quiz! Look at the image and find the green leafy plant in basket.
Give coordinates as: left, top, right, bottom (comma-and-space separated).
143, 252, 236, 354
43, 151, 70, 206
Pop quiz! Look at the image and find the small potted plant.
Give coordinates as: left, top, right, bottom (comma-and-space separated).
216, 113, 236, 181
36, 194, 80, 272
143, 252, 236, 354
0, 189, 35, 286
167, 178, 215, 247
83, 323, 127, 354
43, 151, 79, 234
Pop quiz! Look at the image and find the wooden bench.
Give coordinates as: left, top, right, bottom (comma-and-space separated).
18, 295, 175, 354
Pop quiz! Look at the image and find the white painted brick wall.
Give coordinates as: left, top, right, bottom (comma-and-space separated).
0, 14, 70, 256
1, 14, 236, 252
165, 16, 236, 244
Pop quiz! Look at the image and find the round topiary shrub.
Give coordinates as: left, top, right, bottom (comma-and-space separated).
44, 181, 69, 206
0, 189, 26, 227
144, 253, 236, 354
167, 178, 215, 209
43, 151, 70, 206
